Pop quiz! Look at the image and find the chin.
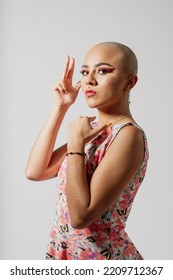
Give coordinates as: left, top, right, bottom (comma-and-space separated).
86, 99, 107, 110
85, 99, 97, 108
86, 103, 99, 109
87, 103, 97, 109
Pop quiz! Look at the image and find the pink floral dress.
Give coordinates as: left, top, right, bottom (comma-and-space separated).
46, 122, 149, 260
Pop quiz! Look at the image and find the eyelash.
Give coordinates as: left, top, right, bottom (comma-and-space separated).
80, 68, 114, 76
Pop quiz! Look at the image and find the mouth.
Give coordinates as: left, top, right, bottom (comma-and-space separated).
85, 90, 96, 97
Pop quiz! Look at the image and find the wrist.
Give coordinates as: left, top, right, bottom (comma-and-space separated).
67, 141, 85, 152
51, 103, 70, 114
66, 152, 86, 157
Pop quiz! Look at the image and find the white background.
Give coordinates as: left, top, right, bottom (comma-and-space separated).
0, 0, 173, 259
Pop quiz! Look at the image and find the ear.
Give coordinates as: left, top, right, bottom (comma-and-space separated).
125, 75, 138, 92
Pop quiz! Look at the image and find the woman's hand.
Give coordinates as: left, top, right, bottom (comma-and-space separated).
52, 56, 81, 108
67, 116, 107, 149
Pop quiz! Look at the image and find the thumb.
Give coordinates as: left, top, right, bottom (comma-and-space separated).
74, 81, 81, 90
87, 116, 96, 123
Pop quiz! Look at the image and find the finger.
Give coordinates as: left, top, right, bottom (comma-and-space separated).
58, 83, 66, 94
67, 57, 75, 79
52, 84, 61, 92
58, 80, 68, 93
61, 55, 70, 79
87, 116, 96, 123
60, 80, 68, 93
74, 81, 81, 90
52, 83, 65, 94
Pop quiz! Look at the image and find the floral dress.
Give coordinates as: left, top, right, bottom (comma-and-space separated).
46, 122, 149, 260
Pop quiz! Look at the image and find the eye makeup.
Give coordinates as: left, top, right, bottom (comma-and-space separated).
80, 63, 115, 76
80, 69, 89, 76
97, 67, 115, 74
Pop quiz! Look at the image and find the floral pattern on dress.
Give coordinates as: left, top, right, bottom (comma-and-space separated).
46, 122, 149, 260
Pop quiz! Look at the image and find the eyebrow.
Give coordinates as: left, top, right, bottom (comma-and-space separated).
81, 62, 115, 68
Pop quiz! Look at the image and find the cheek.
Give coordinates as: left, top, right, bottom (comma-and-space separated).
99, 77, 118, 89
106, 76, 126, 89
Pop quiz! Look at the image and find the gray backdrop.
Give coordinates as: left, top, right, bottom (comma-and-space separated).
0, 0, 173, 259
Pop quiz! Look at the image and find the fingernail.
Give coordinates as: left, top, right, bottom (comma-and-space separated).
76, 81, 81, 88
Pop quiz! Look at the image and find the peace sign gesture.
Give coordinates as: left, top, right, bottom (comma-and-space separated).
52, 56, 81, 108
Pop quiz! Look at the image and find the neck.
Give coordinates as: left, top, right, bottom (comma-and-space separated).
96, 95, 132, 124
97, 108, 131, 125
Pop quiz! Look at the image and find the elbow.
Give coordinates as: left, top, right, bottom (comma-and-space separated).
71, 222, 86, 230
25, 167, 41, 181
25, 167, 32, 180
70, 214, 91, 229
71, 222, 87, 230
25, 170, 36, 181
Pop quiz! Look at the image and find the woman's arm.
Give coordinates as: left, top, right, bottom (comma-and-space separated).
66, 117, 144, 229
25, 56, 80, 181
25, 105, 68, 181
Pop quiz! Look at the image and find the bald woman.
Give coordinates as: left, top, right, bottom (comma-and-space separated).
26, 42, 149, 260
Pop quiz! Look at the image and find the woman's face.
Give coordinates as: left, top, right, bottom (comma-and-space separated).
80, 45, 130, 111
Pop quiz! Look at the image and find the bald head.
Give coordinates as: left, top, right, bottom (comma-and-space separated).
91, 42, 138, 75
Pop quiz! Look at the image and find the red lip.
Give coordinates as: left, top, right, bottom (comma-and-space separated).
85, 90, 96, 97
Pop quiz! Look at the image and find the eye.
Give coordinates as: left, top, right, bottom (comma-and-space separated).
97, 68, 115, 75
80, 69, 89, 76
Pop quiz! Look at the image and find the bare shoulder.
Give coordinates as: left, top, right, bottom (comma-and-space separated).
115, 123, 144, 146
107, 123, 145, 166
88, 124, 145, 222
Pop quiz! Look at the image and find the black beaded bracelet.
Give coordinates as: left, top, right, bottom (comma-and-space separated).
66, 152, 86, 157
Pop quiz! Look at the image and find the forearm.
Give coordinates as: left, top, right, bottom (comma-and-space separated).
66, 144, 91, 228
26, 104, 69, 179
66, 117, 107, 228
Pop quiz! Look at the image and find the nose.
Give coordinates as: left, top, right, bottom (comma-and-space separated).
85, 73, 97, 86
